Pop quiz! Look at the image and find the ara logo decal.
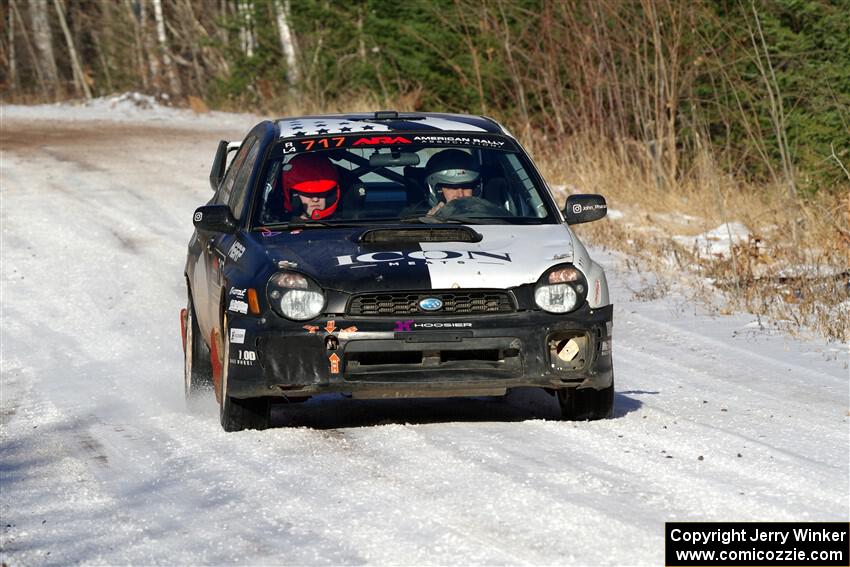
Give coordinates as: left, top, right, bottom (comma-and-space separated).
418, 298, 443, 311
335, 250, 512, 267
352, 136, 412, 146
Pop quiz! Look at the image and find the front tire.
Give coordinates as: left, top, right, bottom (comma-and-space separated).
219, 315, 271, 432
184, 294, 213, 410
557, 381, 614, 421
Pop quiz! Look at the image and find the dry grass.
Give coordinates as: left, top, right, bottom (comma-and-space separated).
530, 133, 850, 342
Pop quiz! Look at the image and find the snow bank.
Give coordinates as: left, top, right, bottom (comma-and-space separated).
1, 91, 258, 132
673, 222, 751, 259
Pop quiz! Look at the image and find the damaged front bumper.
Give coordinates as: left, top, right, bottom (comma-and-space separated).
224, 304, 613, 400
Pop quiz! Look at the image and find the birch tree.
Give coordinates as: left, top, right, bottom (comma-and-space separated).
53, 0, 92, 99
29, 0, 59, 95
238, 1, 256, 58
273, 0, 299, 89
7, 3, 17, 91
152, 0, 182, 96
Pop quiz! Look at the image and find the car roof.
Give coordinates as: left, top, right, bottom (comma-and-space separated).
272, 111, 507, 139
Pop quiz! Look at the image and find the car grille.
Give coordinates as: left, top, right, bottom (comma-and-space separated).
348, 291, 515, 316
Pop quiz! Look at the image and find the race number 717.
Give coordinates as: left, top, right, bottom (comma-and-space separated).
300, 137, 346, 151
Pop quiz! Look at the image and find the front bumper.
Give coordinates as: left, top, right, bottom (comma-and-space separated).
225, 304, 613, 399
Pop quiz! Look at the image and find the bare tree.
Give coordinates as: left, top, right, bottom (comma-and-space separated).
273, 0, 299, 89
7, 2, 17, 92
238, 1, 256, 57
152, 0, 182, 96
29, 0, 59, 96
53, 0, 92, 99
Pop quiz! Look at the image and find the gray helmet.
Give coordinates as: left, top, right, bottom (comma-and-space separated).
424, 149, 482, 206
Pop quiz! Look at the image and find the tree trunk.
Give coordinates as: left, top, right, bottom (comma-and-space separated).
11, 0, 48, 98
238, 1, 256, 58
29, 0, 59, 97
152, 0, 182, 96
7, 2, 17, 91
138, 0, 158, 89
274, 0, 299, 89
53, 0, 92, 99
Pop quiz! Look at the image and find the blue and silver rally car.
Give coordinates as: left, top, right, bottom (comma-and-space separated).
182, 111, 613, 431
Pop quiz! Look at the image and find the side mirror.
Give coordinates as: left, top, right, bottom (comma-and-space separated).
563, 194, 607, 225
193, 205, 238, 233
209, 140, 229, 191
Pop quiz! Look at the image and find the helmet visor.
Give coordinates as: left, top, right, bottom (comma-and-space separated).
290, 179, 337, 194
292, 187, 337, 201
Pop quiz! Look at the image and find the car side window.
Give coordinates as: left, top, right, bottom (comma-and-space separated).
228, 139, 261, 220
216, 137, 255, 208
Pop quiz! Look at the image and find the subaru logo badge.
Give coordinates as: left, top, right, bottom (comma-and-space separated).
419, 297, 443, 311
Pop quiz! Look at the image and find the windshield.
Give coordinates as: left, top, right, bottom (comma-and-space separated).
251, 133, 557, 227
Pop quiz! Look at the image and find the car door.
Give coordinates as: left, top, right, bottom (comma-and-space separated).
193, 136, 259, 343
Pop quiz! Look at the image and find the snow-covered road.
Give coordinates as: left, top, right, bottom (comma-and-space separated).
1, 104, 848, 566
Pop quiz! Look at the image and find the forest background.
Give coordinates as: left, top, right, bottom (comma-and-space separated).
2, 0, 849, 339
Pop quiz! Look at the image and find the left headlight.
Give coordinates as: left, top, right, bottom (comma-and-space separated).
534, 266, 586, 313
267, 271, 325, 320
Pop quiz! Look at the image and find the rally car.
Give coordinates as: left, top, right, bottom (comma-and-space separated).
181, 111, 613, 431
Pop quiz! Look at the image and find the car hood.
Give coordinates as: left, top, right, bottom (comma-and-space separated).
252, 224, 574, 292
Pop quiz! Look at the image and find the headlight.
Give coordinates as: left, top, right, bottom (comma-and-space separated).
535, 283, 578, 313
267, 271, 325, 320
534, 266, 586, 313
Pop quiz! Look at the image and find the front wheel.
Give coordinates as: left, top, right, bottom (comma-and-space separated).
184, 294, 213, 410
219, 315, 271, 432
557, 381, 614, 421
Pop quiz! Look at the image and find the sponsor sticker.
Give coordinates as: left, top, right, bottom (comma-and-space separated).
412, 322, 472, 328
303, 324, 319, 334
228, 299, 248, 314
329, 353, 340, 374
229, 328, 246, 344
335, 250, 512, 267
352, 136, 412, 146
228, 242, 246, 261
230, 287, 246, 298
231, 349, 256, 366
193, 211, 203, 222
394, 320, 414, 332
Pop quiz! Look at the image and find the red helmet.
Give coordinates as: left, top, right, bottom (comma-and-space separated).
282, 154, 340, 220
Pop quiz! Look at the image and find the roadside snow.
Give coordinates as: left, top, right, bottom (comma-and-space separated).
673, 222, 751, 259
1, 102, 848, 566
1, 91, 260, 130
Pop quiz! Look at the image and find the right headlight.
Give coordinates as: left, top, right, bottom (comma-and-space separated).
534, 266, 586, 313
267, 271, 325, 320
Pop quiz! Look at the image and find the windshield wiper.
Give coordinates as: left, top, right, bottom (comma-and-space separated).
255, 220, 348, 230
396, 215, 495, 225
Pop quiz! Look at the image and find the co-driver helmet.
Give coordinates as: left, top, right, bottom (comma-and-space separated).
424, 149, 482, 206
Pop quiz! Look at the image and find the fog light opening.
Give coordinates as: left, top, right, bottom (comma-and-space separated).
548, 333, 588, 371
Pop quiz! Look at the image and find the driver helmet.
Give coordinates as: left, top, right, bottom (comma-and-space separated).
282, 153, 340, 220
424, 149, 482, 206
